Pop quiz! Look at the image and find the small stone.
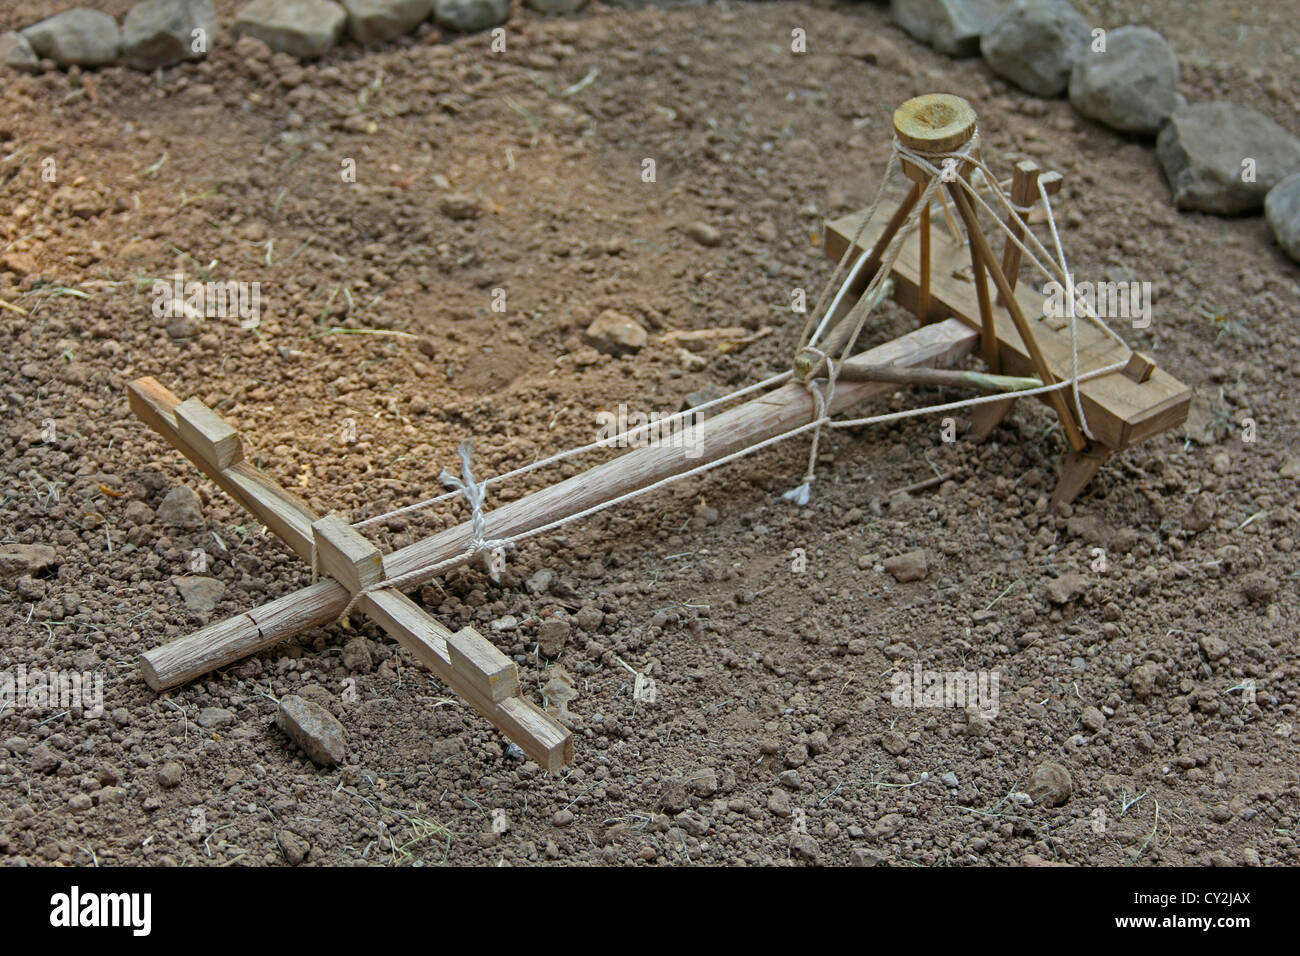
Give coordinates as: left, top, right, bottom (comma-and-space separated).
1046, 572, 1089, 604
537, 619, 571, 656
883, 550, 929, 582
1157, 102, 1300, 215
1129, 662, 1162, 700
1080, 706, 1105, 732
940, 771, 959, 788
659, 778, 689, 813
767, 789, 792, 817
684, 221, 722, 247
882, 731, 909, 755
574, 605, 604, 632
789, 832, 819, 861
526, 568, 554, 595
22, 9, 122, 68
0, 544, 58, 578
1068, 26, 1178, 134
892, 0, 1007, 58
0, 31, 42, 73
778, 770, 802, 789
342, 636, 373, 673
688, 770, 718, 797
439, 193, 483, 220
0, 251, 38, 276
1240, 571, 1276, 604
196, 706, 235, 728
339, 0, 433, 44
171, 575, 226, 614
156, 760, 184, 788
1265, 172, 1300, 264
1199, 634, 1229, 661
231, 0, 347, 60
980, 0, 1091, 97
276, 694, 347, 766
156, 486, 204, 529
431, 0, 509, 33
122, 0, 220, 71
1027, 761, 1073, 807
277, 830, 309, 864
852, 847, 885, 866
584, 309, 647, 356
552, 808, 574, 827
1182, 492, 1217, 533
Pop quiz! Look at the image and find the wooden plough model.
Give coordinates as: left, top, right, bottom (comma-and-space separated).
129, 96, 1190, 770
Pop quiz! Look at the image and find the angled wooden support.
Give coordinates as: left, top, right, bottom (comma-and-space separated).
1052, 444, 1113, 507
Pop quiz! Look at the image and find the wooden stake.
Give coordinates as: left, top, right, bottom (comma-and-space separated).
997, 160, 1040, 306
919, 203, 932, 323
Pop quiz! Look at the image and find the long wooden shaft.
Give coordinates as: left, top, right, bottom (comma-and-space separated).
919, 203, 932, 323
141, 319, 979, 689
947, 183, 1088, 452
838, 365, 1042, 391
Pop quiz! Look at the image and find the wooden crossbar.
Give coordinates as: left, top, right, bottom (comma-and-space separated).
128, 378, 573, 771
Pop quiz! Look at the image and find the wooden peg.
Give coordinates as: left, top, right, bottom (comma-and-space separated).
447, 627, 519, 702
174, 398, 243, 470
1123, 352, 1155, 384
311, 514, 383, 596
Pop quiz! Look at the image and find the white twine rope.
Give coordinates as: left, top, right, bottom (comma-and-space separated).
318, 131, 1140, 601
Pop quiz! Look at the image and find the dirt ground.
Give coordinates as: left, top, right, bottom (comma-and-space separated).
1, 0, 1297, 866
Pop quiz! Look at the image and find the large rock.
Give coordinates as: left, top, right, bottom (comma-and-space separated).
340, 0, 434, 44
432, 0, 509, 33
122, 0, 220, 70
0, 543, 58, 577
277, 695, 347, 765
524, 0, 588, 13
1265, 172, 1300, 263
980, 0, 1090, 97
1068, 25, 1178, 134
891, 0, 1007, 58
171, 575, 227, 613
232, 0, 347, 59
1, 31, 42, 73
22, 9, 122, 67
1156, 102, 1300, 215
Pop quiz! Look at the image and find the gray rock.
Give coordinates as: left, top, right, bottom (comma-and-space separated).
171, 575, 227, 613
22, 9, 122, 67
439, 192, 483, 219
891, 0, 1007, 58
122, 0, 219, 70
684, 221, 722, 247
342, 636, 373, 673
276, 694, 347, 765
232, 0, 347, 59
196, 706, 235, 728
0, 543, 58, 577
526, 568, 554, 594
432, 0, 509, 33
882, 730, 909, 755
156, 760, 184, 787
1265, 172, 1300, 262
1, 31, 42, 73
584, 309, 647, 356
537, 618, 571, 656
1046, 572, 1089, 604
156, 485, 204, 528
1068, 26, 1178, 134
789, 832, 819, 861
1157, 102, 1300, 215
340, 0, 433, 44
980, 0, 1090, 97
524, 0, 588, 13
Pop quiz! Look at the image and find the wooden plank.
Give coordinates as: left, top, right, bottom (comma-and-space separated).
824, 212, 1191, 451
128, 378, 319, 561
174, 398, 243, 470
362, 590, 572, 771
447, 627, 520, 702
311, 513, 383, 596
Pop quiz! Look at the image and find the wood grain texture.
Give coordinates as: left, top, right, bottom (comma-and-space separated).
824, 211, 1191, 450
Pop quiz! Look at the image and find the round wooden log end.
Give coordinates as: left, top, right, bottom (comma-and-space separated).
894, 94, 977, 153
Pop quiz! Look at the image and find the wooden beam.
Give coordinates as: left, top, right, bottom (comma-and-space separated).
447, 627, 520, 703
311, 514, 383, 596
128, 378, 319, 561
137, 319, 981, 690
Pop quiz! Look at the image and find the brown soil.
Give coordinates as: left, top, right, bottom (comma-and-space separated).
1, 0, 1297, 867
